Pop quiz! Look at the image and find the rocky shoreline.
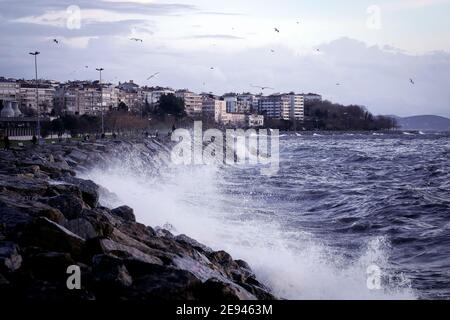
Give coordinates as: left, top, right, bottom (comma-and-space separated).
0, 138, 276, 301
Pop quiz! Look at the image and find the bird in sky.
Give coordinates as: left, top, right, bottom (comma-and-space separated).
251, 85, 275, 91
210, 67, 215, 70
336, 83, 341, 86
85, 66, 89, 68
270, 49, 275, 53
53, 39, 59, 44
130, 38, 143, 42
274, 28, 280, 33
410, 78, 415, 85
147, 72, 160, 80
316, 48, 320, 52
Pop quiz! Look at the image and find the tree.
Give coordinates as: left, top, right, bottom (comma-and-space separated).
157, 94, 186, 118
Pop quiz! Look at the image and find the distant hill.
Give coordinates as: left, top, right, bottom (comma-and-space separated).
396, 115, 450, 131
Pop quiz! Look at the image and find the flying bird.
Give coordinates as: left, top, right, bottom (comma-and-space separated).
270, 49, 275, 53
130, 38, 143, 42
274, 28, 280, 33
53, 39, 59, 44
251, 85, 274, 91
210, 67, 215, 70
85, 66, 89, 68
147, 72, 160, 80
409, 78, 415, 85
336, 83, 341, 86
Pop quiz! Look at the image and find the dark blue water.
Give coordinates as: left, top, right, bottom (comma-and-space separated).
87, 131, 450, 299
219, 132, 450, 299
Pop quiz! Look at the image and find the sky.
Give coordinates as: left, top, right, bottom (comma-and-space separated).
0, 0, 450, 117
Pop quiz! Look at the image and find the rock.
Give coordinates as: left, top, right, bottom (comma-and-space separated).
25, 251, 75, 281
64, 218, 98, 240
0, 195, 65, 233
111, 206, 135, 222
154, 226, 174, 239
0, 174, 49, 196
82, 209, 114, 238
128, 268, 202, 300
175, 234, 213, 254
199, 278, 257, 301
0, 242, 22, 272
46, 194, 86, 220
86, 237, 163, 267
92, 254, 133, 288
68, 149, 89, 163
60, 176, 99, 208
20, 217, 85, 259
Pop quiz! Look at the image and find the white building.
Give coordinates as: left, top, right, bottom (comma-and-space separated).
18, 82, 55, 115
202, 96, 226, 123
176, 90, 202, 117
0, 78, 20, 102
259, 93, 304, 121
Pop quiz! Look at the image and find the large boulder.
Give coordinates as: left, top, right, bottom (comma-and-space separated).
20, 217, 85, 259
46, 194, 86, 220
60, 176, 99, 208
111, 206, 135, 222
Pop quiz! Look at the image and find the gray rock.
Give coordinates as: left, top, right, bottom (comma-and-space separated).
0, 242, 22, 272
60, 176, 99, 208
20, 217, 85, 259
111, 205, 135, 222
64, 218, 98, 240
92, 254, 133, 288
46, 194, 86, 220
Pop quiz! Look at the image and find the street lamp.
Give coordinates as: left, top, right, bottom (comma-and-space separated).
96, 68, 105, 134
29, 51, 40, 141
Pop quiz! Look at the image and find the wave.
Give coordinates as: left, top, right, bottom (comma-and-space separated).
81, 147, 416, 300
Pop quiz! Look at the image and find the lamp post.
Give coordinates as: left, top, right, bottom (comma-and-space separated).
96, 68, 105, 134
29, 51, 40, 140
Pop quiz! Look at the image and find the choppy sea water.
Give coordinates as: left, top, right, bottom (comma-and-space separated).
83, 132, 450, 300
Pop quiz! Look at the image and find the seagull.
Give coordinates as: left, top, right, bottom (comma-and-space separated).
409, 78, 415, 85
147, 72, 160, 80
85, 66, 89, 68
270, 49, 275, 53
210, 67, 215, 70
251, 85, 274, 91
130, 38, 143, 42
53, 39, 59, 44
316, 48, 320, 52
274, 28, 280, 33
336, 83, 341, 86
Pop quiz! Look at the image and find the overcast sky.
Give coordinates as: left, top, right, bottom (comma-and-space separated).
1, 0, 449, 117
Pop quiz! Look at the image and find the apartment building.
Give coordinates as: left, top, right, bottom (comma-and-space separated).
176, 90, 203, 117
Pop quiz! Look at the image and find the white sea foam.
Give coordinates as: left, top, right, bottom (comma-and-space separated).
81, 150, 416, 300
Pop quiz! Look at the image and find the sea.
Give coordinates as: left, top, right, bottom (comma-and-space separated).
82, 131, 450, 300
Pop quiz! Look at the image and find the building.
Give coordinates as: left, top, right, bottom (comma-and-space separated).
18, 82, 55, 115
221, 112, 247, 127
0, 78, 20, 102
55, 81, 118, 115
247, 114, 264, 127
176, 90, 202, 117
301, 93, 322, 104
237, 93, 260, 114
142, 88, 175, 112
259, 93, 304, 121
117, 80, 142, 113
202, 95, 226, 123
